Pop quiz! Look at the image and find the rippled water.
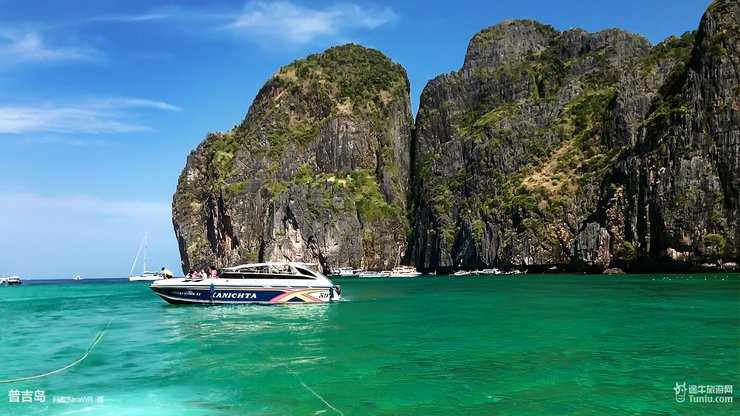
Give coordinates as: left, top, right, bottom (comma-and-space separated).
0, 274, 737, 415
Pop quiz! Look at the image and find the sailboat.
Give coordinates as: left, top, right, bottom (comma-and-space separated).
128, 233, 164, 282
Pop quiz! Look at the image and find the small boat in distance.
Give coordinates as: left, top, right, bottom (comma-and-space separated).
456, 268, 527, 276
387, 265, 422, 278
328, 267, 362, 278
0, 276, 22, 285
128, 233, 164, 282
357, 271, 391, 278
149, 262, 341, 305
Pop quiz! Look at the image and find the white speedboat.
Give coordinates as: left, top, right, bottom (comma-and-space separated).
149, 262, 341, 305
0, 276, 22, 285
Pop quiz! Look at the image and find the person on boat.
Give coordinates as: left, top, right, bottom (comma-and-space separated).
209, 266, 218, 278
161, 267, 174, 279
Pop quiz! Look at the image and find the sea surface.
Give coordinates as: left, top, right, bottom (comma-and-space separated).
0, 274, 737, 415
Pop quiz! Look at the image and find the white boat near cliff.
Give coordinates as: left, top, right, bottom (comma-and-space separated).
353, 265, 422, 278
472, 269, 496, 275
328, 267, 362, 278
386, 265, 422, 277
357, 270, 391, 278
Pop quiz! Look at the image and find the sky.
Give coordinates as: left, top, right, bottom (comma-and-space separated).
0, 0, 711, 279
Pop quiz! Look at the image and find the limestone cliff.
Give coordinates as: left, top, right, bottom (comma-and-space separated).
411, 0, 739, 272
173, 44, 412, 273
173, 1, 738, 274
599, 0, 740, 271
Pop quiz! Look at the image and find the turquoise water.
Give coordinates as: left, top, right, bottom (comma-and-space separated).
0, 274, 737, 415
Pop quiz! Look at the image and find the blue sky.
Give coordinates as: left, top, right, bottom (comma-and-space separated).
0, 0, 710, 279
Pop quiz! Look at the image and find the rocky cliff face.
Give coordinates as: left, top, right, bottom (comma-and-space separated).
603, 0, 740, 271
174, 1, 738, 274
173, 44, 412, 273
411, 0, 739, 272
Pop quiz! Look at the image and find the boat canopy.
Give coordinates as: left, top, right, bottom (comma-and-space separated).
222, 262, 319, 271
219, 262, 322, 279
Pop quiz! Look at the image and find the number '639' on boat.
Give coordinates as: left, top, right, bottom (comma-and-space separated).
149, 262, 341, 305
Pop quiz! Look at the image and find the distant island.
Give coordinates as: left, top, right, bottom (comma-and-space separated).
172, 0, 738, 275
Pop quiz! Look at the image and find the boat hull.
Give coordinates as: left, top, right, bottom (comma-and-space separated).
150, 284, 338, 305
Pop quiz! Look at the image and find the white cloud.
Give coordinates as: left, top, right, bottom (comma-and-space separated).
0, 192, 170, 220
19, 134, 107, 147
0, 30, 96, 64
90, 5, 234, 27
226, 1, 397, 46
0, 192, 179, 279
0, 98, 181, 134
87, 2, 397, 48
0, 106, 148, 134
93, 12, 174, 23
113, 98, 183, 112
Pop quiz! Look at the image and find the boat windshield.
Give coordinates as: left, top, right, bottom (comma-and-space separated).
294, 267, 316, 277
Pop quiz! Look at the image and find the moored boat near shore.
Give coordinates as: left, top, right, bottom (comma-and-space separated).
387, 266, 422, 277
149, 262, 341, 305
357, 271, 391, 278
328, 267, 362, 278
454, 268, 528, 276
472, 268, 500, 275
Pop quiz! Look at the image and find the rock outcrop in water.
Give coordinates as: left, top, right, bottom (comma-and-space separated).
410, 0, 738, 272
173, 1, 738, 273
173, 44, 412, 273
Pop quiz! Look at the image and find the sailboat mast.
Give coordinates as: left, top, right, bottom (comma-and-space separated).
129, 233, 147, 277
143, 232, 148, 273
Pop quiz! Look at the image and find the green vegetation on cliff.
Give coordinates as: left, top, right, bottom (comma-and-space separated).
173, 43, 412, 272
643, 32, 696, 143
411, 13, 736, 271
418, 23, 629, 262
269, 44, 409, 129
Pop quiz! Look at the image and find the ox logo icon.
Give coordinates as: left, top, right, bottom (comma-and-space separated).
674, 382, 687, 403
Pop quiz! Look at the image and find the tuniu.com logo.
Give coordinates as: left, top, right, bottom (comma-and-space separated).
674, 382, 687, 402
673, 381, 734, 404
